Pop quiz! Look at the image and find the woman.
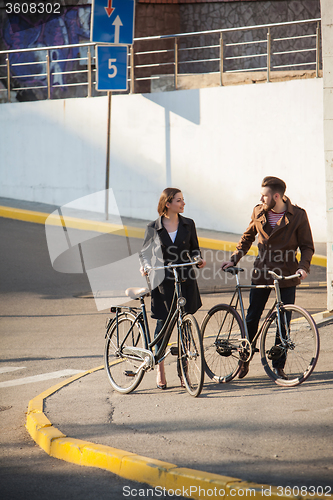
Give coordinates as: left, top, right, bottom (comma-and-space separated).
140, 188, 206, 389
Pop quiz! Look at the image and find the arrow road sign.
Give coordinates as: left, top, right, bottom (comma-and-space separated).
105, 0, 114, 17
96, 45, 128, 92
91, 0, 135, 45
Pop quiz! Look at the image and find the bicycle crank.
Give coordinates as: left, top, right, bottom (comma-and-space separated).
266, 345, 286, 361
238, 338, 252, 362
122, 346, 155, 370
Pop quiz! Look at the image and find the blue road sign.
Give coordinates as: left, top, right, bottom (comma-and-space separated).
91, 0, 135, 45
96, 45, 128, 92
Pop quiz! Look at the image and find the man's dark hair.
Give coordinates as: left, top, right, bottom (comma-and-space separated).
261, 176, 286, 197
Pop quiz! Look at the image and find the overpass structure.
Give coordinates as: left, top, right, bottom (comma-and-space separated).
0, 18, 322, 101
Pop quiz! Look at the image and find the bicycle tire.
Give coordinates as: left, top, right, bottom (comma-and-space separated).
260, 304, 320, 387
178, 314, 204, 397
104, 312, 147, 394
201, 304, 246, 383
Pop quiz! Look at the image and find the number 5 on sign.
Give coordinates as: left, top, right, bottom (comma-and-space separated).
96, 45, 128, 91
108, 59, 117, 78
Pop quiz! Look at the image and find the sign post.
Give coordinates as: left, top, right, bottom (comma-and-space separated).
91, 0, 135, 218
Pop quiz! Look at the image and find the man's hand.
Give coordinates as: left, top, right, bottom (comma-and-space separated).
221, 261, 235, 270
297, 269, 307, 280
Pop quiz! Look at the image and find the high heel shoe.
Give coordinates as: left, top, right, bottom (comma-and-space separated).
156, 383, 167, 390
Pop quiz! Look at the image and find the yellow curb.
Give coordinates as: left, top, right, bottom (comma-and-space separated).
311, 254, 327, 267
0, 206, 49, 225
0, 205, 327, 267
26, 411, 66, 453
311, 310, 333, 325
26, 366, 326, 500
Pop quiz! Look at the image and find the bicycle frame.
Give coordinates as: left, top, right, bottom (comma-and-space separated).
106, 262, 193, 369
228, 272, 292, 348
148, 265, 188, 363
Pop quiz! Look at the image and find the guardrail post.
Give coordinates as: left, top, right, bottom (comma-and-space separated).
267, 28, 271, 82
87, 46, 92, 97
174, 37, 178, 90
130, 44, 135, 94
220, 33, 224, 86
46, 49, 51, 99
316, 21, 320, 78
6, 53, 11, 102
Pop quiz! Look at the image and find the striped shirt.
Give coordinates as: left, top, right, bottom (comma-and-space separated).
267, 210, 285, 228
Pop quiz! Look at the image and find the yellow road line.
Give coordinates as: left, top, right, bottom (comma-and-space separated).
1, 205, 327, 267
26, 365, 326, 500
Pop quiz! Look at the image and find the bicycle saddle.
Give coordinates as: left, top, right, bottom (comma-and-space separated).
223, 267, 244, 275
125, 287, 150, 299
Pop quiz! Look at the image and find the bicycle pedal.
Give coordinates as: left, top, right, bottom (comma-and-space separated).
253, 347, 259, 353
170, 346, 178, 356
124, 370, 136, 377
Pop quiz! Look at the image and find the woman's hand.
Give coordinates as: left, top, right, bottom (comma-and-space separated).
140, 266, 146, 276
140, 265, 151, 276
196, 259, 206, 269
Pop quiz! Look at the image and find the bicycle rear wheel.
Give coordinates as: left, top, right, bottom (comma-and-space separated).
178, 314, 204, 397
260, 304, 320, 387
201, 304, 246, 383
104, 312, 147, 394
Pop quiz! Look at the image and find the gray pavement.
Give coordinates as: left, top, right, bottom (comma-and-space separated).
46, 318, 333, 489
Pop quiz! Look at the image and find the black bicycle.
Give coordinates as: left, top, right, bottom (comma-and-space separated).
201, 268, 320, 387
104, 258, 204, 397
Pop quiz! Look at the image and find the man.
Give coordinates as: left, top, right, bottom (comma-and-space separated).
222, 176, 314, 379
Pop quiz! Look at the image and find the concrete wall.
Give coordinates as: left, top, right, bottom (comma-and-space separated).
321, 0, 333, 309
0, 77, 326, 241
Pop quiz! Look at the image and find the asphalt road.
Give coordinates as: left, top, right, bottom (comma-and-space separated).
0, 217, 151, 500
1, 216, 332, 500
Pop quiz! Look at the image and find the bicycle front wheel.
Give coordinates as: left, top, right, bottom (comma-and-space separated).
201, 304, 246, 383
260, 304, 320, 387
104, 312, 147, 394
178, 314, 204, 397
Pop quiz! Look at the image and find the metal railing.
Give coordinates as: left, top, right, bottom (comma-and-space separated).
0, 18, 321, 102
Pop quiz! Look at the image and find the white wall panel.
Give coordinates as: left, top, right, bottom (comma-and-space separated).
0, 78, 326, 240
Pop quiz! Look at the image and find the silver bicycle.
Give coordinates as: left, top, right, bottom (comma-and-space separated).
201, 268, 320, 387
104, 258, 205, 397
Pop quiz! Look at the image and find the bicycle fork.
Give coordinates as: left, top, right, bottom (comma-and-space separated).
274, 279, 293, 349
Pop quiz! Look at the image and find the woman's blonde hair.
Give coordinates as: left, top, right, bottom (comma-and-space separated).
157, 187, 181, 216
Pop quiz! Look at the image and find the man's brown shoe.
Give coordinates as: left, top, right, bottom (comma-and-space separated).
238, 361, 249, 379
274, 368, 288, 380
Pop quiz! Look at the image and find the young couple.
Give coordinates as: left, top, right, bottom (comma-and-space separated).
141, 177, 314, 389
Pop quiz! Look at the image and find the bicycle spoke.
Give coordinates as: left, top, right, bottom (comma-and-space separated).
179, 314, 204, 397
201, 304, 246, 383
260, 305, 320, 387
104, 313, 147, 394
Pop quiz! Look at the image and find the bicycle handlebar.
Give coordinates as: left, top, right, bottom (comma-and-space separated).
144, 255, 202, 273
268, 270, 302, 280
222, 267, 301, 281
